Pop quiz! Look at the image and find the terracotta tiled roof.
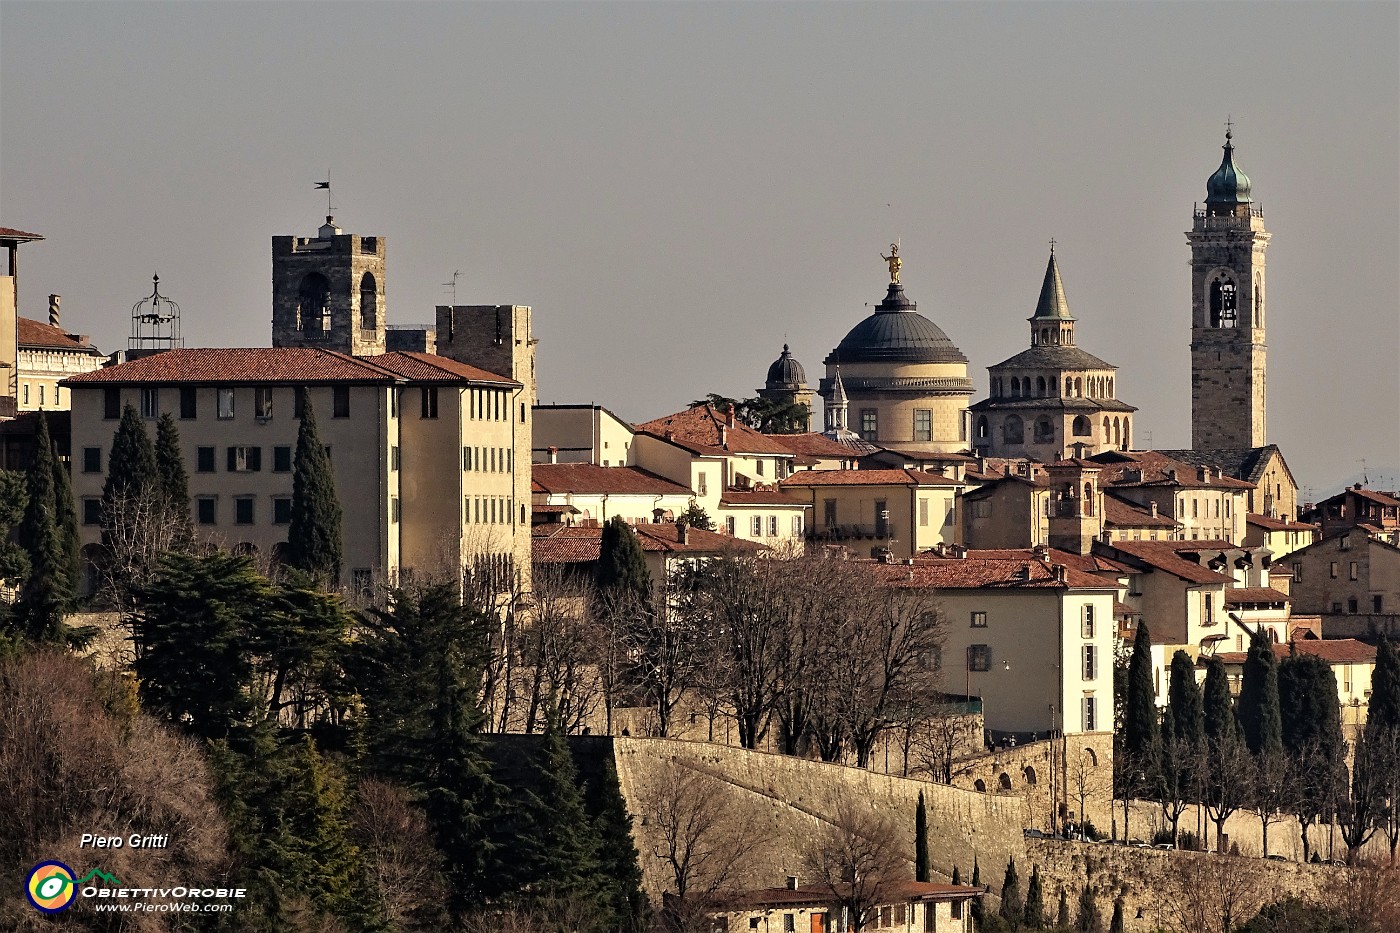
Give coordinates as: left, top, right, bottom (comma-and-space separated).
638, 404, 797, 456
16, 317, 99, 352
870, 553, 1116, 590
0, 227, 44, 240
63, 347, 401, 384
779, 469, 962, 488
1099, 540, 1235, 585
1103, 492, 1179, 529
1346, 488, 1400, 508
1224, 587, 1290, 605
1213, 639, 1377, 667
532, 463, 692, 496
531, 523, 763, 564
772, 432, 858, 459
1089, 450, 1255, 490
1246, 513, 1315, 532
368, 351, 519, 386
719, 488, 809, 507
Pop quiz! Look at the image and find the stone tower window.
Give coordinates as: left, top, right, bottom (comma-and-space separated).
1036, 376, 1047, 397
1072, 416, 1091, 436
299, 272, 331, 336
1210, 275, 1237, 327
976, 416, 989, 440
1254, 273, 1263, 327
1065, 377, 1073, 397
1011, 377, 1021, 397
1003, 415, 1024, 444
1033, 417, 1054, 443
360, 272, 377, 329
1084, 483, 1095, 515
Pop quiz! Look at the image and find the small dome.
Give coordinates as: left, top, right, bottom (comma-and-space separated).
1205, 132, 1252, 205
827, 283, 967, 365
765, 344, 807, 389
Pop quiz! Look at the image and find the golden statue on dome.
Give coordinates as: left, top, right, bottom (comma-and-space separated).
881, 242, 902, 284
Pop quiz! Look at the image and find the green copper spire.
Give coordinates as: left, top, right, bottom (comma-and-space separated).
1205, 127, 1253, 205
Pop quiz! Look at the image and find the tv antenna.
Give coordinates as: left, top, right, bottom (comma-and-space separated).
442, 270, 463, 306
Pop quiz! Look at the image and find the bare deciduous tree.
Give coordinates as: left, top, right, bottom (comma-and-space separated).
802, 793, 909, 933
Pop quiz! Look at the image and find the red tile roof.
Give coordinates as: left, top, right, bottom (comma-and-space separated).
638, 404, 797, 456
869, 553, 1116, 590
1103, 492, 1179, 529
719, 488, 809, 507
1246, 513, 1317, 532
1213, 639, 1377, 667
532, 463, 692, 496
772, 432, 859, 459
1090, 450, 1255, 490
16, 317, 99, 352
532, 522, 764, 563
0, 227, 44, 241
779, 468, 963, 488
1100, 540, 1235, 585
1224, 587, 1290, 605
64, 348, 399, 384
368, 351, 518, 386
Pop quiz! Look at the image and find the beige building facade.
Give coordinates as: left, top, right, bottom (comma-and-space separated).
16, 302, 105, 412
780, 469, 962, 559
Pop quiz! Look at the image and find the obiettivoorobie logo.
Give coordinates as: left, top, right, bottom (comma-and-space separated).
27, 861, 123, 914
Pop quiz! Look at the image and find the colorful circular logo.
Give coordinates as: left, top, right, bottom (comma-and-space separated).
26, 861, 77, 913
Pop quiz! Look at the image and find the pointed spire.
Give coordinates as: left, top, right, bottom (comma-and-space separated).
1030, 247, 1075, 321
826, 366, 849, 432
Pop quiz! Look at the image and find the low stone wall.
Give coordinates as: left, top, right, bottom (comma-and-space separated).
951, 733, 1115, 837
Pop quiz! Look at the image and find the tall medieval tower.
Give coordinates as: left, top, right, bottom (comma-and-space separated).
1188, 130, 1269, 450
272, 216, 386, 356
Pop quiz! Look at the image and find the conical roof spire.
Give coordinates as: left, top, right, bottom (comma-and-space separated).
1029, 246, 1075, 321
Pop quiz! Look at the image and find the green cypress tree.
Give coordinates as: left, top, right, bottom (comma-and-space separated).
1201, 655, 1235, 742
101, 403, 159, 525
1279, 651, 1346, 861
1109, 896, 1126, 933
44, 414, 81, 598
13, 417, 69, 642
288, 397, 343, 585
951, 864, 961, 885
100, 403, 161, 599
1238, 625, 1283, 755
1365, 636, 1400, 735
1023, 864, 1044, 929
1076, 882, 1100, 933
588, 755, 647, 933
915, 791, 930, 882
1057, 889, 1070, 928
999, 857, 1022, 926
1167, 649, 1205, 749
1124, 622, 1158, 761
596, 516, 651, 599
970, 858, 984, 927
154, 412, 193, 552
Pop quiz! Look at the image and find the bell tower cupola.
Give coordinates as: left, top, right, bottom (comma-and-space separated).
1188, 124, 1270, 450
1028, 243, 1075, 348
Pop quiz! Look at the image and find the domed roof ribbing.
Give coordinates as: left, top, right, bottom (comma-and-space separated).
1205, 130, 1253, 205
827, 282, 967, 365
765, 344, 807, 389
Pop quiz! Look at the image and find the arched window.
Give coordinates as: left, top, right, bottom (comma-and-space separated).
1210, 275, 1237, 327
1003, 415, 1024, 444
1107, 377, 1114, 398
1036, 376, 1047, 397
1011, 377, 1021, 397
1074, 377, 1082, 396
1072, 416, 1091, 437
1113, 418, 1121, 447
1122, 420, 1130, 450
1103, 416, 1110, 437
976, 416, 989, 440
998, 772, 1012, 791
974, 779, 987, 793
1084, 482, 1095, 516
1023, 766, 1038, 785
1084, 748, 1099, 767
1033, 417, 1054, 443
299, 272, 331, 336
359, 272, 377, 329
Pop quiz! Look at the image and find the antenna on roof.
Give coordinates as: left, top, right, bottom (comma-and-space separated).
1357, 459, 1369, 485
442, 270, 462, 306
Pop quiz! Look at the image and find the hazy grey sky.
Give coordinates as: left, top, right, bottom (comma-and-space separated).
3, 2, 1396, 498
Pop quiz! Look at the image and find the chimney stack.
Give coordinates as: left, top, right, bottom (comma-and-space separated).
547, 445, 559, 464
1198, 466, 1210, 483
48, 294, 60, 328
677, 519, 689, 545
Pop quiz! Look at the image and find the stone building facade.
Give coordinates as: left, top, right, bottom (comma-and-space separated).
1188, 130, 1270, 450
272, 216, 387, 357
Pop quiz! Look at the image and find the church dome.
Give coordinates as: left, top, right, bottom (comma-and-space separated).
827, 283, 967, 364
1205, 131, 1252, 205
765, 344, 807, 389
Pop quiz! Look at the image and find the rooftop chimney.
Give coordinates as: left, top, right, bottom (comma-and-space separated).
719, 426, 728, 448
48, 294, 60, 328
677, 519, 690, 545
547, 445, 559, 464
1150, 502, 1158, 518
1198, 466, 1210, 483
1167, 469, 1178, 483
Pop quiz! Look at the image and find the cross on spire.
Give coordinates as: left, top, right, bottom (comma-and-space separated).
1048, 237, 1056, 255
1225, 115, 1234, 140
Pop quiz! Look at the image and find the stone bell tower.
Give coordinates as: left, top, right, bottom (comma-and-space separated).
272, 216, 386, 356
1188, 128, 1270, 450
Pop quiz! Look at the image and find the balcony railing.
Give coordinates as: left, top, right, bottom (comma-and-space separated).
807, 523, 895, 541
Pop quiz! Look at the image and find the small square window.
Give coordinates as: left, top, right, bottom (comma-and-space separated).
197, 446, 216, 473
82, 447, 102, 473
82, 499, 102, 525
273, 498, 292, 524
217, 388, 235, 420
971, 611, 987, 628
332, 386, 350, 418
968, 644, 991, 672
234, 498, 254, 525
180, 387, 197, 419
103, 388, 121, 419
273, 446, 292, 473
196, 498, 216, 525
